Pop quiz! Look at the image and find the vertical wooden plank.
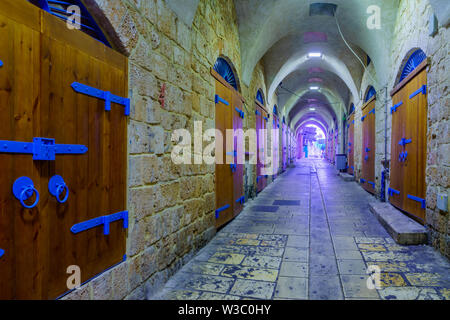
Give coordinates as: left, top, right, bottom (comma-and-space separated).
232, 93, 243, 217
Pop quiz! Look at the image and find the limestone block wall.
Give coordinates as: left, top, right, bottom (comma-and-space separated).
62, 0, 248, 299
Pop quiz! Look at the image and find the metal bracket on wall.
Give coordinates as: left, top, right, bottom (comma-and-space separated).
409, 85, 427, 99
388, 188, 400, 197
391, 101, 403, 114
215, 204, 230, 219
407, 195, 426, 209
71, 82, 130, 116
0, 137, 88, 161
71, 211, 128, 235
215, 94, 229, 106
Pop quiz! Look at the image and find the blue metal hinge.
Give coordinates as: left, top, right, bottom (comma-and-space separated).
391, 101, 403, 114
409, 85, 427, 99
365, 147, 370, 152
399, 138, 412, 146
388, 188, 400, 197
235, 107, 244, 119
352, 120, 355, 124
368, 181, 376, 188
215, 204, 230, 219
215, 94, 229, 106
399, 151, 408, 162
349, 143, 352, 146
369, 108, 375, 115
255, 110, 261, 116
364, 156, 369, 161
350, 166, 354, 170
71, 211, 128, 235
0, 248, 4, 258
407, 194, 426, 209
0, 60, 3, 67
0, 137, 88, 161
264, 117, 269, 122
361, 115, 367, 122
72, 82, 130, 116
360, 178, 366, 183
230, 163, 237, 172
236, 196, 245, 204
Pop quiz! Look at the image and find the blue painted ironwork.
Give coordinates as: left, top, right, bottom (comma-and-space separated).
213, 57, 237, 90
273, 105, 278, 115
365, 86, 376, 102
409, 85, 427, 99
255, 110, 261, 116
349, 143, 352, 146
215, 204, 230, 219
369, 108, 375, 115
407, 194, 426, 209
236, 196, 245, 204
364, 156, 369, 161
71, 211, 128, 235
214, 94, 229, 106
399, 138, 412, 146
264, 117, 269, 122
0, 137, 87, 161
12, 177, 39, 209
28, 0, 110, 47
349, 103, 355, 114
399, 151, 408, 162
365, 147, 370, 152
399, 49, 427, 83
256, 90, 264, 105
388, 188, 400, 197
0, 248, 4, 258
361, 115, 367, 122
0, 60, 3, 67
235, 107, 244, 119
49, 175, 69, 204
230, 163, 237, 173
360, 179, 366, 183
368, 181, 375, 189
72, 82, 130, 116
391, 101, 403, 114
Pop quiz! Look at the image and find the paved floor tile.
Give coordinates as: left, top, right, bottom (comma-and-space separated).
242, 255, 282, 269
279, 261, 308, 277
340, 275, 380, 299
221, 265, 278, 282
337, 259, 367, 275
274, 277, 308, 299
287, 235, 309, 248
309, 275, 344, 300
283, 247, 309, 262
230, 279, 276, 299
379, 287, 442, 300
208, 252, 246, 265
185, 275, 235, 294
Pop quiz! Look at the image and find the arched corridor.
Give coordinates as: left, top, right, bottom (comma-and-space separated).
0, 0, 448, 302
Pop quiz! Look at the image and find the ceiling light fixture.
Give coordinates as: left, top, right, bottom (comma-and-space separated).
309, 107, 316, 111
310, 86, 320, 90
308, 52, 323, 58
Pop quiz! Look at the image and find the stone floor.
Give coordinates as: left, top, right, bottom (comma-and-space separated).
153, 159, 450, 300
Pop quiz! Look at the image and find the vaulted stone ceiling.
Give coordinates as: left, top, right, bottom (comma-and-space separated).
234, 0, 400, 132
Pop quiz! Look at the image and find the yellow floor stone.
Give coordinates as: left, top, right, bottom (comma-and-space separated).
221, 265, 279, 282
234, 238, 261, 246
358, 243, 387, 252
405, 273, 443, 287
380, 273, 408, 287
438, 288, 450, 300
367, 261, 409, 273
208, 252, 246, 265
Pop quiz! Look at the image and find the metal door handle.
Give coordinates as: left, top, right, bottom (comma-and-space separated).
49, 175, 69, 204
13, 177, 39, 209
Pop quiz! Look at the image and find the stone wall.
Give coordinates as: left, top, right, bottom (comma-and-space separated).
62, 0, 247, 299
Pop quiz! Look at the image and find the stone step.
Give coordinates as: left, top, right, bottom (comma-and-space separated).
339, 173, 355, 181
368, 202, 428, 245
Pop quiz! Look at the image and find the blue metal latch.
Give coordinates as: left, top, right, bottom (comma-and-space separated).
0, 137, 88, 161
369, 108, 375, 115
71, 211, 128, 235
215, 94, 229, 106
360, 178, 366, 183
12, 177, 39, 209
215, 204, 230, 219
230, 163, 237, 172
409, 85, 427, 99
391, 101, 403, 114
49, 175, 69, 204
0, 248, 4, 258
72, 82, 131, 116
399, 138, 412, 147
361, 115, 367, 122
407, 195, 426, 209
236, 196, 245, 204
388, 188, 400, 197
399, 151, 408, 162
365, 147, 370, 152
368, 181, 376, 189
235, 107, 244, 119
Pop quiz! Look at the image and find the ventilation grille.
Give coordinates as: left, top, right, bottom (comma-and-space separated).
303, 32, 328, 43
309, 3, 337, 16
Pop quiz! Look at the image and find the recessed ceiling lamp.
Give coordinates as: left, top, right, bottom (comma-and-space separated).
308, 52, 323, 58
309, 107, 316, 111
310, 86, 320, 90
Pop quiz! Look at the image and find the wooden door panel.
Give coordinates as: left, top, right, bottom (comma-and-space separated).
232, 93, 244, 217
348, 114, 355, 175
0, 13, 43, 300
215, 80, 233, 228
361, 100, 376, 194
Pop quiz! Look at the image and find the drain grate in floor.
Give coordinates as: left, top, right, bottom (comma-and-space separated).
251, 206, 279, 212
272, 200, 301, 206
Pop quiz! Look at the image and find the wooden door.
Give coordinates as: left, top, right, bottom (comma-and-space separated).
232, 93, 244, 217
389, 67, 427, 222
272, 115, 279, 177
0, 2, 128, 299
348, 114, 355, 175
361, 98, 376, 194
215, 80, 234, 228
282, 123, 287, 171
256, 103, 267, 192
